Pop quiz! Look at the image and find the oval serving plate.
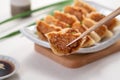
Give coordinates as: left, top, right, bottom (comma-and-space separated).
20, 1, 120, 54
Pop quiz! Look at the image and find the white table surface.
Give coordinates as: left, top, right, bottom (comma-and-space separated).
0, 0, 120, 80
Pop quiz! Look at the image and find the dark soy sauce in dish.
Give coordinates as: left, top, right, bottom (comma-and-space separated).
0, 60, 14, 77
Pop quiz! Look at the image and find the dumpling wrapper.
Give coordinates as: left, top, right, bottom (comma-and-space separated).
45, 28, 95, 56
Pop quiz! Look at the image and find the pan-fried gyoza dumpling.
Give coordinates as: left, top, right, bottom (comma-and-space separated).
72, 21, 101, 42
87, 12, 119, 30
44, 15, 70, 28
64, 6, 87, 21
45, 28, 95, 56
37, 20, 62, 41
54, 11, 78, 25
74, 0, 96, 13
65, 28, 95, 47
83, 18, 113, 38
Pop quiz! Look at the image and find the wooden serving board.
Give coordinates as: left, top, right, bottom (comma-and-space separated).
34, 41, 120, 68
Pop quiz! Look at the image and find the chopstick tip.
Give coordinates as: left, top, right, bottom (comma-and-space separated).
66, 38, 79, 47
66, 43, 72, 47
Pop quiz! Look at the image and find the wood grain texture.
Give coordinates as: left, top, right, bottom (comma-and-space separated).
34, 41, 120, 68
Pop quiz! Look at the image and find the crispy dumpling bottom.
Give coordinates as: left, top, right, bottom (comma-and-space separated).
46, 28, 95, 56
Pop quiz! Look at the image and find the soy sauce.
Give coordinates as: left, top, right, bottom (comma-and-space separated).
0, 61, 14, 77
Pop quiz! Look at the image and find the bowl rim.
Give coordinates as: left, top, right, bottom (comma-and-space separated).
0, 55, 19, 80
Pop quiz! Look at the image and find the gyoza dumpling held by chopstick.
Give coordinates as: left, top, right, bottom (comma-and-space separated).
45, 28, 95, 56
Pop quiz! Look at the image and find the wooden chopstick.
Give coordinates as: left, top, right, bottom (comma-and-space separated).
67, 7, 120, 47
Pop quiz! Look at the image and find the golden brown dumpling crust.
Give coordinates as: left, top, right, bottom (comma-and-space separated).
88, 12, 105, 22
37, 21, 62, 34
45, 15, 69, 28
54, 11, 78, 25
83, 18, 96, 28
74, 0, 96, 13
48, 33, 81, 55
83, 18, 109, 38
37, 21, 62, 40
46, 29, 83, 55
72, 22, 87, 33
46, 28, 95, 56
64, 6, 87, 21
88, 12, 118, 30
105, 18, 118, 30
72, 22, 101, 42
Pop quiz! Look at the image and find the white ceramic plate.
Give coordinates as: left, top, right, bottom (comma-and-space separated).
0, 55, 19, 80
20, 1, 120, 54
